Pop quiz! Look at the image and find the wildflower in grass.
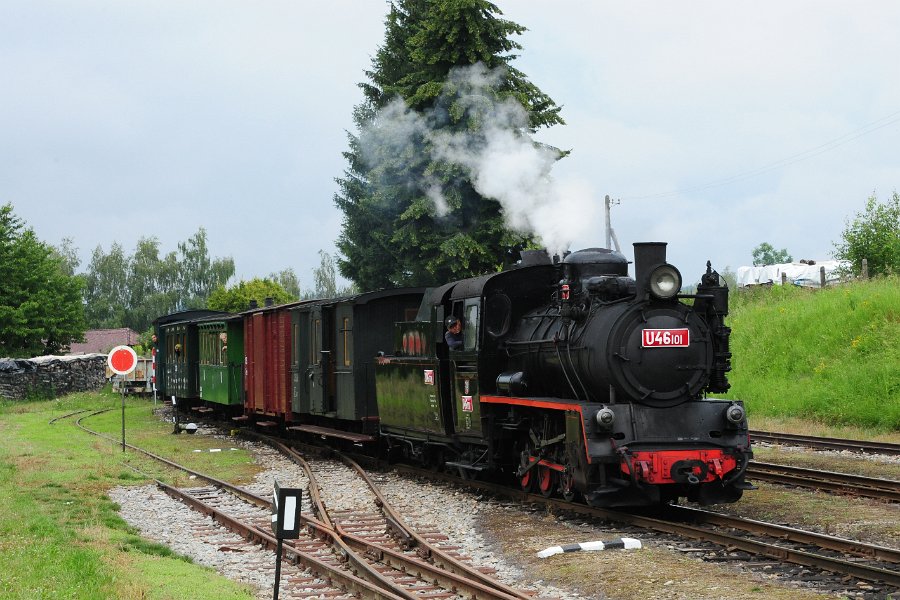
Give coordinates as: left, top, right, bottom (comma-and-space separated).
851, 337, 861, 349
813, 361, 827, 375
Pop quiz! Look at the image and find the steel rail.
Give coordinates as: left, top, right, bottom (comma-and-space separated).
245, 440, 427, 600
77, 413, 530, 600
395, 463, 900, 588
48, 409, 88, 425
334, 449, 535, 600
156, 481, 404, 600
262, 435, 528, 600
608, 505, 900, 587
661, 504, 900, 565
750, 430, 900, 455
748, 461, 900, 502
72, 413, 435, 600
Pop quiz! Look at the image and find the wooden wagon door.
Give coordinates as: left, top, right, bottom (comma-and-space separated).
250, 313, 266, 413
308, 307, 325, 414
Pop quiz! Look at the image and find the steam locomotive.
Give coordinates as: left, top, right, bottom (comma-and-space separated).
155, 242, 753, 507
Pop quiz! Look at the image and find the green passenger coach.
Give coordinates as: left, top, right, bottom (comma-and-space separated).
154, 310, 228, 401
197, 315, 244, 408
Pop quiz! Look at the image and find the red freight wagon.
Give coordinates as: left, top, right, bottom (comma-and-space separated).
244, 300, 306, 421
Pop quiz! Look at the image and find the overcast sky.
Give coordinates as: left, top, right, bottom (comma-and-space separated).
3, 1, 899, 291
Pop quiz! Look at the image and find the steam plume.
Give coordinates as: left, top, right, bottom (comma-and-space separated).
361, 63, 598, 257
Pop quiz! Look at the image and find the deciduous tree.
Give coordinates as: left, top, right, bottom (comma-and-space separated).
178, 228, 234, 308
82, 228, 235, 331
0, 203, 85, 357
751, 242, 792, 266
51, 237, 81, 277
83, 242, 129, 329
303, 250, 358, 299
206, 278, 293, 313
833, 191, 900, 277
268, 268, 302, 300
125, 237, 178, 333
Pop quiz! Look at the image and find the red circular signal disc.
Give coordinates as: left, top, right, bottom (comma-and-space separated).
108, 345, 138, 375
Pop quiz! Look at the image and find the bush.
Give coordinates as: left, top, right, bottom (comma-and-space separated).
833, 191, 900, 277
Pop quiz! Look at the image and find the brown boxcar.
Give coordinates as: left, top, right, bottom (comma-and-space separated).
243, 300, 308, 422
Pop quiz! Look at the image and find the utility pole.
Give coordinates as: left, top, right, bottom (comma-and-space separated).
605, 195, 621, 252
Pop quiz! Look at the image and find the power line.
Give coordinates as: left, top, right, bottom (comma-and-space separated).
622, 108, 900, 201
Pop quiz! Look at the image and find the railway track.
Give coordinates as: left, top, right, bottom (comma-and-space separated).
747, 460, 900, 502
226, 420, 900, 590
249, 432, 533, 600
64, 408, 899, 597
750, 430, 900, 455
72, 410, 532, 600
394, 464, 900, 593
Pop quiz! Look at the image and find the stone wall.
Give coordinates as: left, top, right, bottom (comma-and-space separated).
0, 354, 107, 400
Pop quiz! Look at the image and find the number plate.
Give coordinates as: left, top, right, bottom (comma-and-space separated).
642, 328, 690, 348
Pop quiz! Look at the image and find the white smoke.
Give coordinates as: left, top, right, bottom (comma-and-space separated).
360, 63, 599, 257
424, 177, 450, 217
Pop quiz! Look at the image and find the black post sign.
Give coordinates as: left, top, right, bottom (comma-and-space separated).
271, 479, 302, 600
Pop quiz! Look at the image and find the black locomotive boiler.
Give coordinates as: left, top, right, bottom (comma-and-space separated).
375, 242, 753, 506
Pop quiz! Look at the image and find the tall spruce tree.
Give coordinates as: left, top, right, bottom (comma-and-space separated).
335, 0, 563, 290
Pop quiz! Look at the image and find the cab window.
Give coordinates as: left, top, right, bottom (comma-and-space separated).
464, 303, 478, 351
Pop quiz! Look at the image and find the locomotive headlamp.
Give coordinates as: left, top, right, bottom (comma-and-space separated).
725, 403, 746, 424
649, 264, 682, 299
595, 406, 615, 428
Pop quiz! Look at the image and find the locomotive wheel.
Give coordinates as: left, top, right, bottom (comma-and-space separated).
520, 469, 535, 492
538, 465, 555, 497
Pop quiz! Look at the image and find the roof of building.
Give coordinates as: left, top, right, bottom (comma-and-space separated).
67, 328, 141, 355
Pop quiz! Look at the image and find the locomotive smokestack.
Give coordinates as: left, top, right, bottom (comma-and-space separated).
633, 242, 667, 299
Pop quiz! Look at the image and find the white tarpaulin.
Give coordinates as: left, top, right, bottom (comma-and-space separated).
736, 261, 849, 288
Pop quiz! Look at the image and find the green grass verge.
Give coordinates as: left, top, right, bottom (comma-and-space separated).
721, 276, 900, 430
0, 388, 260, 599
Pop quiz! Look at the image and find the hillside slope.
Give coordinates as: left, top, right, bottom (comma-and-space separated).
720, 277, 899, 430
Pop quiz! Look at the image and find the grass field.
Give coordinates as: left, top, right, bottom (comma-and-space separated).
719, 276, 900, 431
0, 389, 261, 599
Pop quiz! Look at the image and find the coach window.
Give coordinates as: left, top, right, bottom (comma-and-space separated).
311, 319, 320, 365
464, 303, 478, 351
218, 331, 227, 365
201, 332, 210, 365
